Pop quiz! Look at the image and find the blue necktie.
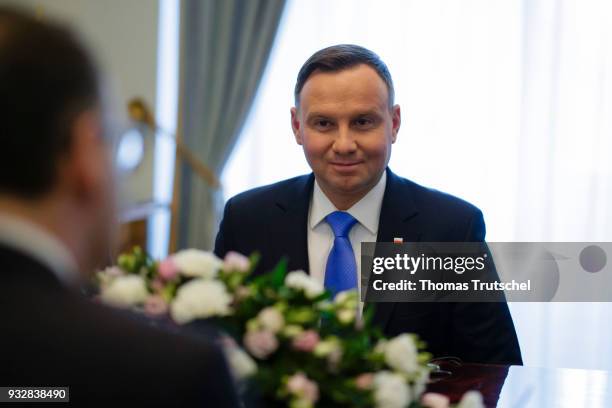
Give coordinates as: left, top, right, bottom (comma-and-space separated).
324, 211, 358, 298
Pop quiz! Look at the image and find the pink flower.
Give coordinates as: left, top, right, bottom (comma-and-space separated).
144, 295, 168, 316
287, 372, 319, 404
244, 330, 278, 359
421, 393, 450, 408
223, 251, 250, 272
158, 258, 178, 281
355, 373, 374, 390
292, 330, 320, 352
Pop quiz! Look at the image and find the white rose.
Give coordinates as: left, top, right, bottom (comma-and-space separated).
457, 391, 484, 408
384, 334, 419, 375
101, 275, 148, 307
170, 279, 231, 324
225, 345, 257, 380
285, 270, 324, 299
373, 371, 411, 408
257, 307, 284, 333
172, 249, 222, 278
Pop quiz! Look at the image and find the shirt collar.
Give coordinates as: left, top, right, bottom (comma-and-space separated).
0, 213, 79, 285
309, 171, 387, 235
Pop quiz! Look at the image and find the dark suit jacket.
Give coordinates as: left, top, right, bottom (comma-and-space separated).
0, 245, 240, 407
215, 168, 522, 365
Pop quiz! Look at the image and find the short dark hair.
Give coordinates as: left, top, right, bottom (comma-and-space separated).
0, 7, 100, 198
294, 44, 395, 108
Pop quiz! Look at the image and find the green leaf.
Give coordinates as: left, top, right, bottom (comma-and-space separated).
270, 257, 288, 288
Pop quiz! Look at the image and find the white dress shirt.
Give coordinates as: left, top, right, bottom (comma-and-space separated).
307, 172, 387, 298
0, 213, 78, 285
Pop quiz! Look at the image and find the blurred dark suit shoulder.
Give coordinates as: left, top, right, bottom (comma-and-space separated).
0, 245, 239, 407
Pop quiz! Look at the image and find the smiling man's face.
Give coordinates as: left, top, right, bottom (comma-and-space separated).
291, 64, 401, 209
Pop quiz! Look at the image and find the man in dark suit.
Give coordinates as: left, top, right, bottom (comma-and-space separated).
215, 44, 522, 365
0, 8, 239, 406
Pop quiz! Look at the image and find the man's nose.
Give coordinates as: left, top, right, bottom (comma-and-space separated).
332, 125, 357, 154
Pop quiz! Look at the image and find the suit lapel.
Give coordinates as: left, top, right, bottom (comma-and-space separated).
368, 168, 421, 330
376, 168, 420, 243
270, 174, 314, 274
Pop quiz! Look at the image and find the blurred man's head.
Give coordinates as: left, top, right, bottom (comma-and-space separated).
291, 44, 401, 210
0, 7, 116, 273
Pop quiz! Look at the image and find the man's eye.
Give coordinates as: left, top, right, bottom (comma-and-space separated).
354, 117, 374, 128
315, 119, 332, 128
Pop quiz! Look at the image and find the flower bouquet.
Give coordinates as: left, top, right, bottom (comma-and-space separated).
97, 247, 482, 408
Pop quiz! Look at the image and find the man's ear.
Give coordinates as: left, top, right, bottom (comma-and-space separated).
391, 104, 401, 143
67, 109, 105, 201
290, 107, 303, 145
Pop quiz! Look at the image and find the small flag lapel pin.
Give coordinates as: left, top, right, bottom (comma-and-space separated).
393, 237, 403, 244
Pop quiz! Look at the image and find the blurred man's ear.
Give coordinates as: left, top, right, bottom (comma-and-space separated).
391, 104, 401, 143
65, 109, 106, 202
290, 107, 303, 145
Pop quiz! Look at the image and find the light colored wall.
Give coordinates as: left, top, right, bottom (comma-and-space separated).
2, 0, 160, 206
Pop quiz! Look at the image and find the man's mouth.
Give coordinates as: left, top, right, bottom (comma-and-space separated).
329, 161, 363, 172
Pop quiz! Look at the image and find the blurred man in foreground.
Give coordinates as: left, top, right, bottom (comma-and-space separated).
0, 7, 239, 406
